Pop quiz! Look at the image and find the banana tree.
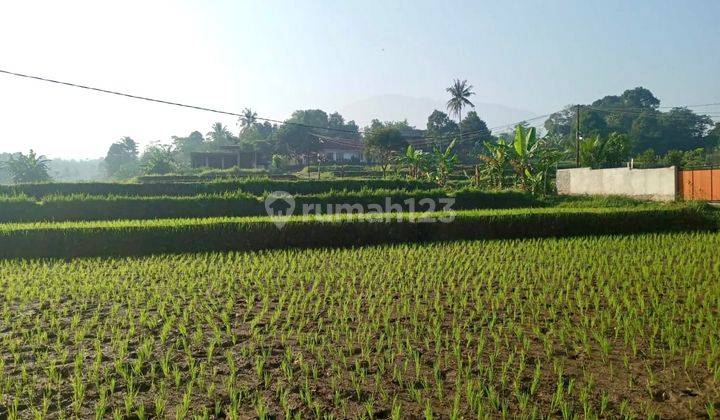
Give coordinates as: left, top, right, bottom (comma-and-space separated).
508, 125, 563, 193
428, 140, 457, 186
478, 140, 509, 189
395, 144, 429, 179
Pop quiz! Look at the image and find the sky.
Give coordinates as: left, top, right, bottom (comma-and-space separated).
1, 0, 719, 159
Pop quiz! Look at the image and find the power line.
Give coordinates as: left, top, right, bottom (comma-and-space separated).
2, 67, 716, 147
0, 68, 364, 135
588, 106, 720, 118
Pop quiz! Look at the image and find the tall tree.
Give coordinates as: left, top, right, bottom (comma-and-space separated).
207, 122, 234, 146
459, 110, 493, 162
364, 126, 407, 177
274, 123, 320, 163
2, 150, 52, 183
544, 105, 576, 138
172, 131, 206, 163
104, 137, 139, 179
238, 108, 258, 135
141, 143, 177, 175
425, 110, 458, 148
544, 87, 714, 156
706, 122, 720, 148
658, 107, 713, 152
446, 79, 475, 145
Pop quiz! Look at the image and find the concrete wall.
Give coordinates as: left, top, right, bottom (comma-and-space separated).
556, 166, 677, 201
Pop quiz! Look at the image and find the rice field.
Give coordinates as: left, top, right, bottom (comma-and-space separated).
1, 232, 718, 418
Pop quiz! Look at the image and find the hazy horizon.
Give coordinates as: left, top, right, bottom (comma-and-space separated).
1, 0, 719, 159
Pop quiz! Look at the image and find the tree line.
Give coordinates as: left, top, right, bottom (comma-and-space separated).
3, 84, 718, 184
544, 87, 720, 168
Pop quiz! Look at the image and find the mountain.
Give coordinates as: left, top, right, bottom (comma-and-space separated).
340, 94, 536, 132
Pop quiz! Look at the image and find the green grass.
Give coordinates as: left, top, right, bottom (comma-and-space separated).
0, 233, 717, 417
0, 178, 440, 198
0, 188, 544, 223
0, 206, 715, 258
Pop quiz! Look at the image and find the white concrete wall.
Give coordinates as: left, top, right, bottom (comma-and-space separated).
556, 166, 677, 201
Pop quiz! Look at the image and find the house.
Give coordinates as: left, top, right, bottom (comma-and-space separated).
190, 145, 260, 169
316, 136, 364, 162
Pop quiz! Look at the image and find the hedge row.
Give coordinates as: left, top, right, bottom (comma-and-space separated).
0, 189, 539, 222
0, 179, 440, 198
0, 207, 715, 258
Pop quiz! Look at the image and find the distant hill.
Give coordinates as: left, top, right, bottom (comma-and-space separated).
340, 94, 536, 131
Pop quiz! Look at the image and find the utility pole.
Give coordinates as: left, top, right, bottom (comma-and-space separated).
575, 104, 581, 167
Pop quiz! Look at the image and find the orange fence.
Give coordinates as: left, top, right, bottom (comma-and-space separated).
678, 169, 720, 201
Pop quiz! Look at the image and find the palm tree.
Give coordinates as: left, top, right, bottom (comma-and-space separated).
2, 150, 51, 183
119, 137, 138, 156
207, 122, 232, 145
239, 108, 258, 135
446, 79, 475, 145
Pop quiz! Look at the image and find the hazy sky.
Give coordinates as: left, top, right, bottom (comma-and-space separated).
1, 0, 719, 158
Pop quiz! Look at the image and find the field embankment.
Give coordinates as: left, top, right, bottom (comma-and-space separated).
0, 206, 715, 258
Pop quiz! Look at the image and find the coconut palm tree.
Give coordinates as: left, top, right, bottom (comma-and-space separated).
239, 108, 258, 135
207, 122, 232, 145
446, 79, 475, 145
2, 150, 51, 183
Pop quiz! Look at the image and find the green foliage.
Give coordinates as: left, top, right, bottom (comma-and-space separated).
0, 179, 440, 198
1, 150, 52, 183
363, 126, 408, 175
427, 140, 457, 186
395, 145, 429, 179
206, 122, 235, 146
508, 126, 563, 194
634, 147, 720, 169
544, 88, 716, 155
171, 131, 207, 163
446, 79, 475, 121
707, 122, 720, 148
425, 110, 458, 141
274, 110, 360, 162
579, 132, 632, 168
141, 144, 178, 175
479, 140, 510, 189
0, 206, 713, 258
104, 137, 140, 179
0, 188, 543, 223
457, 110, 493, 162
633, 148, 660, 168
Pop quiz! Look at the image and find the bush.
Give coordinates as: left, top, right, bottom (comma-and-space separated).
0, 206, 715, 258
0, 179, 440, 198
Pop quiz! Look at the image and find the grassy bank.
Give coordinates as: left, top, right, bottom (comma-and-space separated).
0, 189, 541, 223
0, 206, 714, 258
0, 179, 440, 198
